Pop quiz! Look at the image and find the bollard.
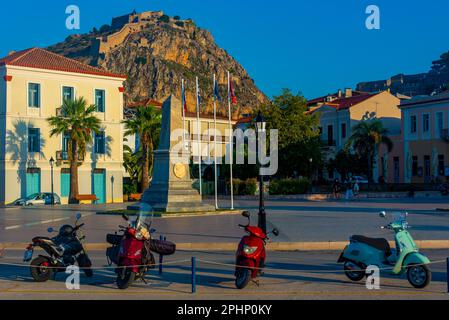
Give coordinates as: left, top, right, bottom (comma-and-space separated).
447, 258, 449, 294
158, 235, 163, 275
191, 256, 196, 293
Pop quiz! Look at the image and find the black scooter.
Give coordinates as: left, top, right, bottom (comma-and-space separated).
23, 213, 93, 282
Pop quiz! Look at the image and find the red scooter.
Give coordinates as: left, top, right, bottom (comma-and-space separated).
234, 211, 279, 289
106, 213, 176, 289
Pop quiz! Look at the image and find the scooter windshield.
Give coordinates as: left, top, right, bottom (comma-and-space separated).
391, 212, 408, 227
137, 202, 155, 230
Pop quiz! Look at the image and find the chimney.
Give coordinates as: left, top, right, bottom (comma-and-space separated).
8, 51, 16, 56
338, 89, 342, 98
345, 88, 352, 98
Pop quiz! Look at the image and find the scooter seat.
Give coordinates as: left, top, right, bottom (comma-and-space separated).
351, 235, 391, 256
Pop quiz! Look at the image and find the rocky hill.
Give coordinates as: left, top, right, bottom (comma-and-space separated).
47, 11, 268, 118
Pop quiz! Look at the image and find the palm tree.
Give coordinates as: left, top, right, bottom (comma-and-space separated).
47, 97, 101, 204
122, 106, 161, 191
346, 119, 393, 185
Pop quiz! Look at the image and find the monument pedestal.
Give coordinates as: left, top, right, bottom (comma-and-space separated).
134, 95, 215, 213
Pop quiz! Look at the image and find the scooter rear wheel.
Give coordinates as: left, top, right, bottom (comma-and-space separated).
343, 261, 365, 281
30, 257, 53, 282
407, 264, 431, 289
235, 268, 251, 289
116, 268, 136, 289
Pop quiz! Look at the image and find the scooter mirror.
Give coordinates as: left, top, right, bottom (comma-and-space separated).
379, 211, 386, 218
242, 211, 251, 218
76, 213, 82, 220
150, 228, 157, 234
47, 227, 54, 233
272, 229, 279, 237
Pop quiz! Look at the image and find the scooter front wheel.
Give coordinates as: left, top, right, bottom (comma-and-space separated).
116, 267, 136, 289
235, 268, 251, 289
343, 261, 365, 281
407, 264, 431, 289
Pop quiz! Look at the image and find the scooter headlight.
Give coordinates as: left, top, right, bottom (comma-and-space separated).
243, 245, 258, 255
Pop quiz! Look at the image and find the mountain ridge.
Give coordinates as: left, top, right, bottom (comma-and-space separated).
47, 10, 269, 118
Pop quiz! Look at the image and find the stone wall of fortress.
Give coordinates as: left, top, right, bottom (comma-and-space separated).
97, 23, 144, 54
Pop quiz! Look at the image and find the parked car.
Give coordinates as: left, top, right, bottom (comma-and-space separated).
13, 193, 61, 206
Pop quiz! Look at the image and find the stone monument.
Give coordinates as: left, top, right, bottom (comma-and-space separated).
139, 95, 215, 213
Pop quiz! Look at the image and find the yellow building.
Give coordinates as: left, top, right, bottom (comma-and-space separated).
0, 48, 126, 204
308, 89, 402, 181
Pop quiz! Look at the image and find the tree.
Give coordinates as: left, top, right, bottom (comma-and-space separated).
122, 106, 162, 191
345, 119, 393, 185
47, 97, 101, 204
330, 149, 367, 182
258, 89, 322, 178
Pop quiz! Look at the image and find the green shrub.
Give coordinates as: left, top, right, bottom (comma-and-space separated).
158, 15, 170, 23
175, 21, 185, 27
269, 178, 310, 195
173, 15, 181, 20
230, 178, 257, 195
123, 183, 137, 196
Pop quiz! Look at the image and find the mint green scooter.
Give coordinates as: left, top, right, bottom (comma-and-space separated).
338, 211, 431, 288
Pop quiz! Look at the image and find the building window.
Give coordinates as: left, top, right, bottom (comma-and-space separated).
95, 89, 105, 112
438, 155, 445, 176
94, 131, 106, 154
62, 86, 75, 102
341, 123, 347, 139
410, 115, 417, 133
62, 132, 70, 153
412, 156, 418, 176
28, 83, 41, 108
423, 114, 430, 133
28, 128, 40, 153
436, 112, 443, 136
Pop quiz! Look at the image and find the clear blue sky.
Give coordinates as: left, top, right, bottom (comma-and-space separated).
1, 0, 448, 99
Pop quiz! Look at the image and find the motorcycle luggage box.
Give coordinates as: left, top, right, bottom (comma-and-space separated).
106, 234, 122, 245
149, 239, 176, 256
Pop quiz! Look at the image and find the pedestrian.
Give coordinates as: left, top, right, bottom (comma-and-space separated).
353, 180, 360, 199
332, 179, 341, 199
345, 180, 354, 201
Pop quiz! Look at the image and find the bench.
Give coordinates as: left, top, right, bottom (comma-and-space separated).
75, 194, 99, 204
129, 193, 142, 201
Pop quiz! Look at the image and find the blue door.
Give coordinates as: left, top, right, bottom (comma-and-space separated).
26, 171, 41, 197
60, 172, 70, 198
92, 171, 106, 204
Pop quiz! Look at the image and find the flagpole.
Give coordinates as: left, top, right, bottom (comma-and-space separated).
213, 74, 218, 210
181, 79, 186, 151
227, 71, 234, 210
196, 76, 202, 197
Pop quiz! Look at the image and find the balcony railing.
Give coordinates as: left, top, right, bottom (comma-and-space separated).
56, 150, 85, 162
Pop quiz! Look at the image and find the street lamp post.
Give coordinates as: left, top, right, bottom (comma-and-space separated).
49, 157, 55, 205
255, 111, 267, 234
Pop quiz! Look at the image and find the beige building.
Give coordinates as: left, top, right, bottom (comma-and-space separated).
0, 48, 126, 204
308, 89, 401, 181
124, 100, 237, 176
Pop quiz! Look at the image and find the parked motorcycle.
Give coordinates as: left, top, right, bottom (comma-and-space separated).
234, 211, 279, 289
338, 211, 431, 288
106, 210, 176, 289
23, 213, 93, 282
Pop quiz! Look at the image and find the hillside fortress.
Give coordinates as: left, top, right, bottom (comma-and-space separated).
91, 10, 192, 57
